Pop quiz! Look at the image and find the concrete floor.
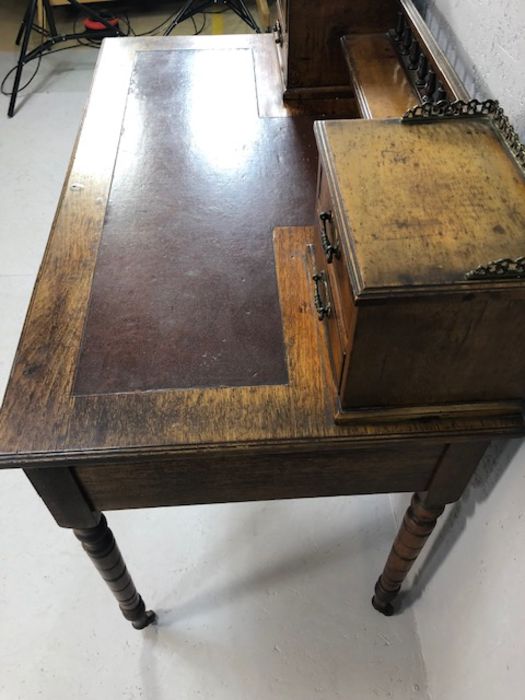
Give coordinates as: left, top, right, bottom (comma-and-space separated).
0, 3, 429, 698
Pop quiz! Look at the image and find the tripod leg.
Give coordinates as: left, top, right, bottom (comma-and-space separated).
8, 0, 38, 118
227, 0, 260, 33
164, 0, 203, 35
15, 6, 31, 46
42, 0, 58, 38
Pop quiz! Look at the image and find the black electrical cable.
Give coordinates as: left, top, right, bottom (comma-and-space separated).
132, 11, 183, 36
1, 42, 96, 96
1, 2, 228, 98
1, 55, 42, 96
190, 13, 207, 36
1, 22, 44, 96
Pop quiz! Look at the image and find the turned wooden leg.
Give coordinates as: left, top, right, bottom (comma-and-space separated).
372, 492, 445, 616
73, 513, 156, 630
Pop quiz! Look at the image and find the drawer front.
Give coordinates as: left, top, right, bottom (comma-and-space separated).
73, 442, 442, 511
311, 240, 345, 389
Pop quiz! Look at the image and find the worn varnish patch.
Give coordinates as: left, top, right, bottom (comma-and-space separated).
317, 118, 525, 297
74, 48, 318, 395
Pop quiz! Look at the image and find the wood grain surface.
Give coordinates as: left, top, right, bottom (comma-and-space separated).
341, 33, 419, 119
1, 222, 523, 471
73, 441, 443, 511
315, 117, 525, 411
315, 118, 525, 298
284, 0, 399, 91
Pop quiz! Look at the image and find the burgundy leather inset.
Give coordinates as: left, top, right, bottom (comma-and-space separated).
74, 48, 317, 395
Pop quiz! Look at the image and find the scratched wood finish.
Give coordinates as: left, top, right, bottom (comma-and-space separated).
1, 220, 522, 472
282, 0, 399, 93
71, 238, 448, 510
314, 117, 525, 411
1, 220, 523, 471
341, 34, 419, 118
315, 118, 525, 297
0, 37, 523, 473
0, 29, 518, 629
339, 292, 525, 407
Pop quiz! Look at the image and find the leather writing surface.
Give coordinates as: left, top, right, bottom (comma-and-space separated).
74, 48, 317, 395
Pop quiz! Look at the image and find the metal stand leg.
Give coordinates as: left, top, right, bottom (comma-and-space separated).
226, 0, 260, 32
15, 5, 31, 45
165, 0, 260, 35
42, 0, 58, 37
8, 0, 123, 117
74, 513, 156, 630
164, 0, 198, 33
8, 0, 38, 117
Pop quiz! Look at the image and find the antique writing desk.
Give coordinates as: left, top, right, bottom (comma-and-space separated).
1, 33, 524, 630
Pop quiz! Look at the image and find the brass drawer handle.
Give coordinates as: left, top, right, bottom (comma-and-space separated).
313, 271, 331, 320
319, 211, 340, 263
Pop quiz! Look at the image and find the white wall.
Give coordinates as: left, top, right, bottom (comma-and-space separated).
393, 3, 525, 698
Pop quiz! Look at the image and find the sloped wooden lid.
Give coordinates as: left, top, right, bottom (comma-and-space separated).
315, 117, 525, 300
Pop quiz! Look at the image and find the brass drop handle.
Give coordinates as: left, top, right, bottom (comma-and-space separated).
313, 272, 331, 320
319, 211, 339, 263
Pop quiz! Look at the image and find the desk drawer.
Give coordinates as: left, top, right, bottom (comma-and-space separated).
73, 442, 443, 511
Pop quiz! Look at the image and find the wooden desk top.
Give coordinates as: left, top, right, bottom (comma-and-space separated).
1, 36, 523, 471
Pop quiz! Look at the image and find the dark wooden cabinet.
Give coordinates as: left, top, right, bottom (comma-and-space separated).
278, 0, 399, 96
